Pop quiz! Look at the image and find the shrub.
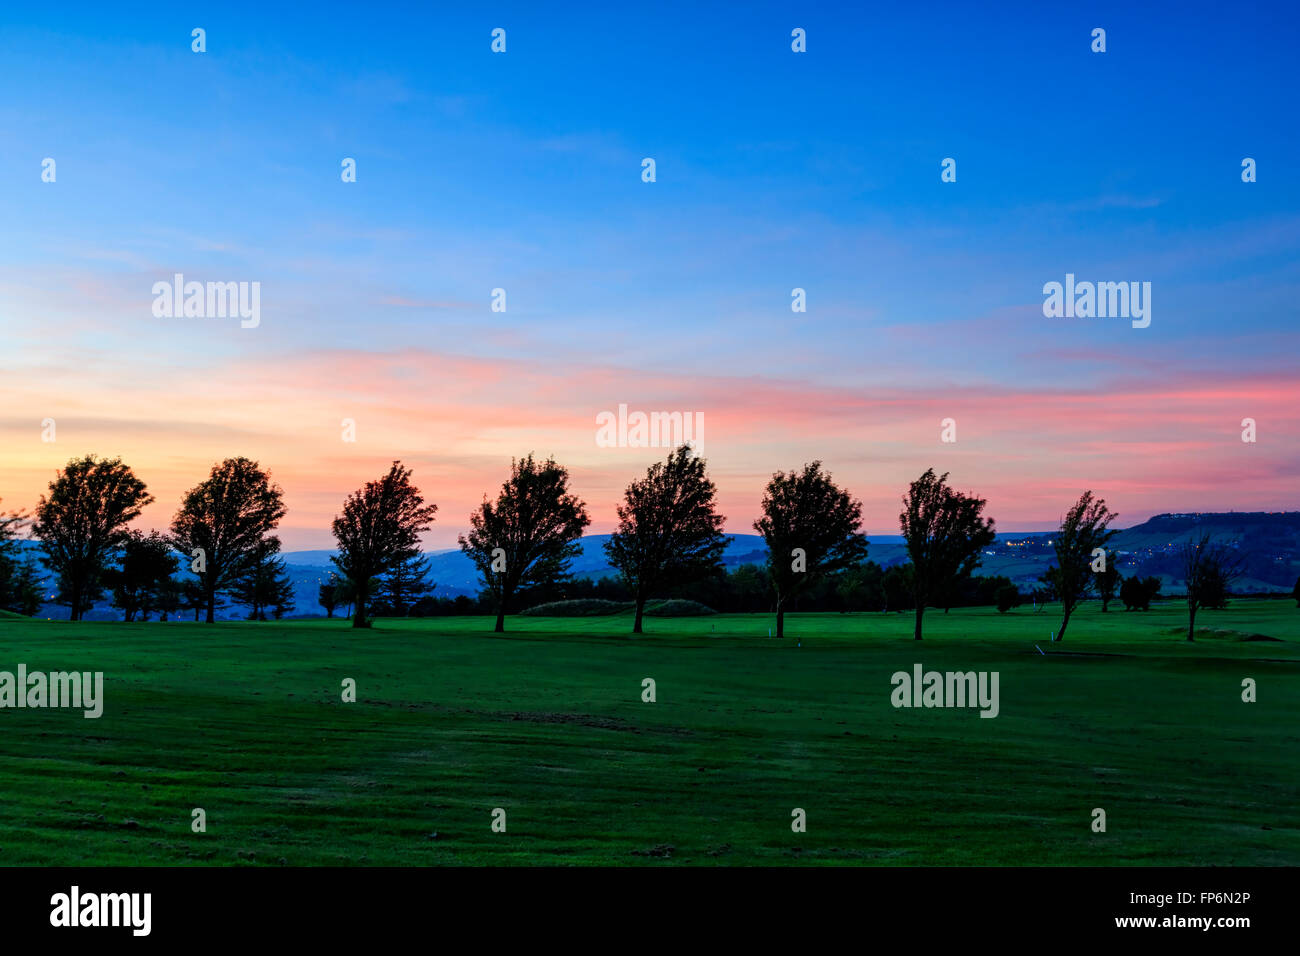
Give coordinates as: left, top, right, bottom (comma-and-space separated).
643, 599, 717, 617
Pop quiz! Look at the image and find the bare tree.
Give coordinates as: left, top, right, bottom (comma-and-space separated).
1181, 533, 1244, 641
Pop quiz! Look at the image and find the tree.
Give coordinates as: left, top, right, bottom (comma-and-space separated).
171, 458, 286, 624
378, 554, 434, 618
331, 461, 438, 629
938, 570, 974, 614
1119, 575, 1140, 610
7, 561, 44, 616
1143, 576, 1163, 608
1094, 547, 1121, 612
753, 461, 867, 639
1045, 491, 1118, 642
33, 455, 154, 621
996, 584, 1020, 613
899, 469, 996, 640
1035, 569, 1058, 604
1120, 574, 1162, 611
270, 572, 295, 620
835, 561, 885, 612
334, 576, 356, 619
105, 530, 179, 622
882, 563, 915, 612
180, 577, 208, 621
319, 575, 341, 618
0, 500, 43, 616
0, 501, 44, 617
1292, 574, 1299, 609
232, 538, 292, 621
1181, 533, 1243, 641
604, 445, 727, 634
460, 454, 590, 632
0, 499, 25, 574
156, 575, 183, 622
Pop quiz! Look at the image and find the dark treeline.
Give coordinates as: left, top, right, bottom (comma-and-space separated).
1, 447, 1280, 642
408, 562, 1020, 617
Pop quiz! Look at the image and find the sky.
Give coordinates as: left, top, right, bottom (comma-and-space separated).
1, 1, 1297, 549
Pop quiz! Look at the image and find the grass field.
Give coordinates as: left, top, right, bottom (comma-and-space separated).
0, 601, 1297, 866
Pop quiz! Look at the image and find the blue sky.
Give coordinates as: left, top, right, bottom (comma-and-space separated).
1, 1, 1297, 546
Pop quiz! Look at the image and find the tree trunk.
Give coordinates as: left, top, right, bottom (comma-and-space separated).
495, 589, 510, 633
1057, 604, 1072, 642
206, 589, 216, 624
633, 598, 645, 634
913, 603, 924, 640
353, 585, 368, 628
1187, 603, 1196, 641
776, 606, 785, 639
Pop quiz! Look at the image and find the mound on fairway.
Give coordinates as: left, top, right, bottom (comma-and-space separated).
0, 601, 1296, 866
520, 599, 630, 616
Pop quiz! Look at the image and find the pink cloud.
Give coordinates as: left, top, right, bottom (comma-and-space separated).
1, 347, 1295, 549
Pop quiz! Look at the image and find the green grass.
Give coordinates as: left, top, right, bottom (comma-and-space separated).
0, 600, 1297, 866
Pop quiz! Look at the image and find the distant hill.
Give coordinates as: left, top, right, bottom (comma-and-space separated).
10, 513, 1299, 619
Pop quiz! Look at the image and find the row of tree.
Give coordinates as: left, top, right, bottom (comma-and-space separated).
0, 446, 1257, 641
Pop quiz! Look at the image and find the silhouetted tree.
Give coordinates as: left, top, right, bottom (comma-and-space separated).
232, 538, 292, 621
331, 461, 437, 629
1035, 569, 1058, 604
319, 575, 341, 618
180, 577, 207, 621
899, 469, 996, 640
105, 530, 178, 622
1094, 547, 1121, 612
156, 575, 183, 622
605, 445, 726, 634
171, 458, 286, 624
1120, 574, 1162, 611
460, 454, 589, 633
753, 461, 867, 638
334, 575, 356, 618
1181, 533, 1244, 641
34, 455, 154, 621
0, 500, 43, 616
882, 563, 915, 612
1045, 491, 1117, 641
379, 554, 434, 617
996, 584, 1020, 613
